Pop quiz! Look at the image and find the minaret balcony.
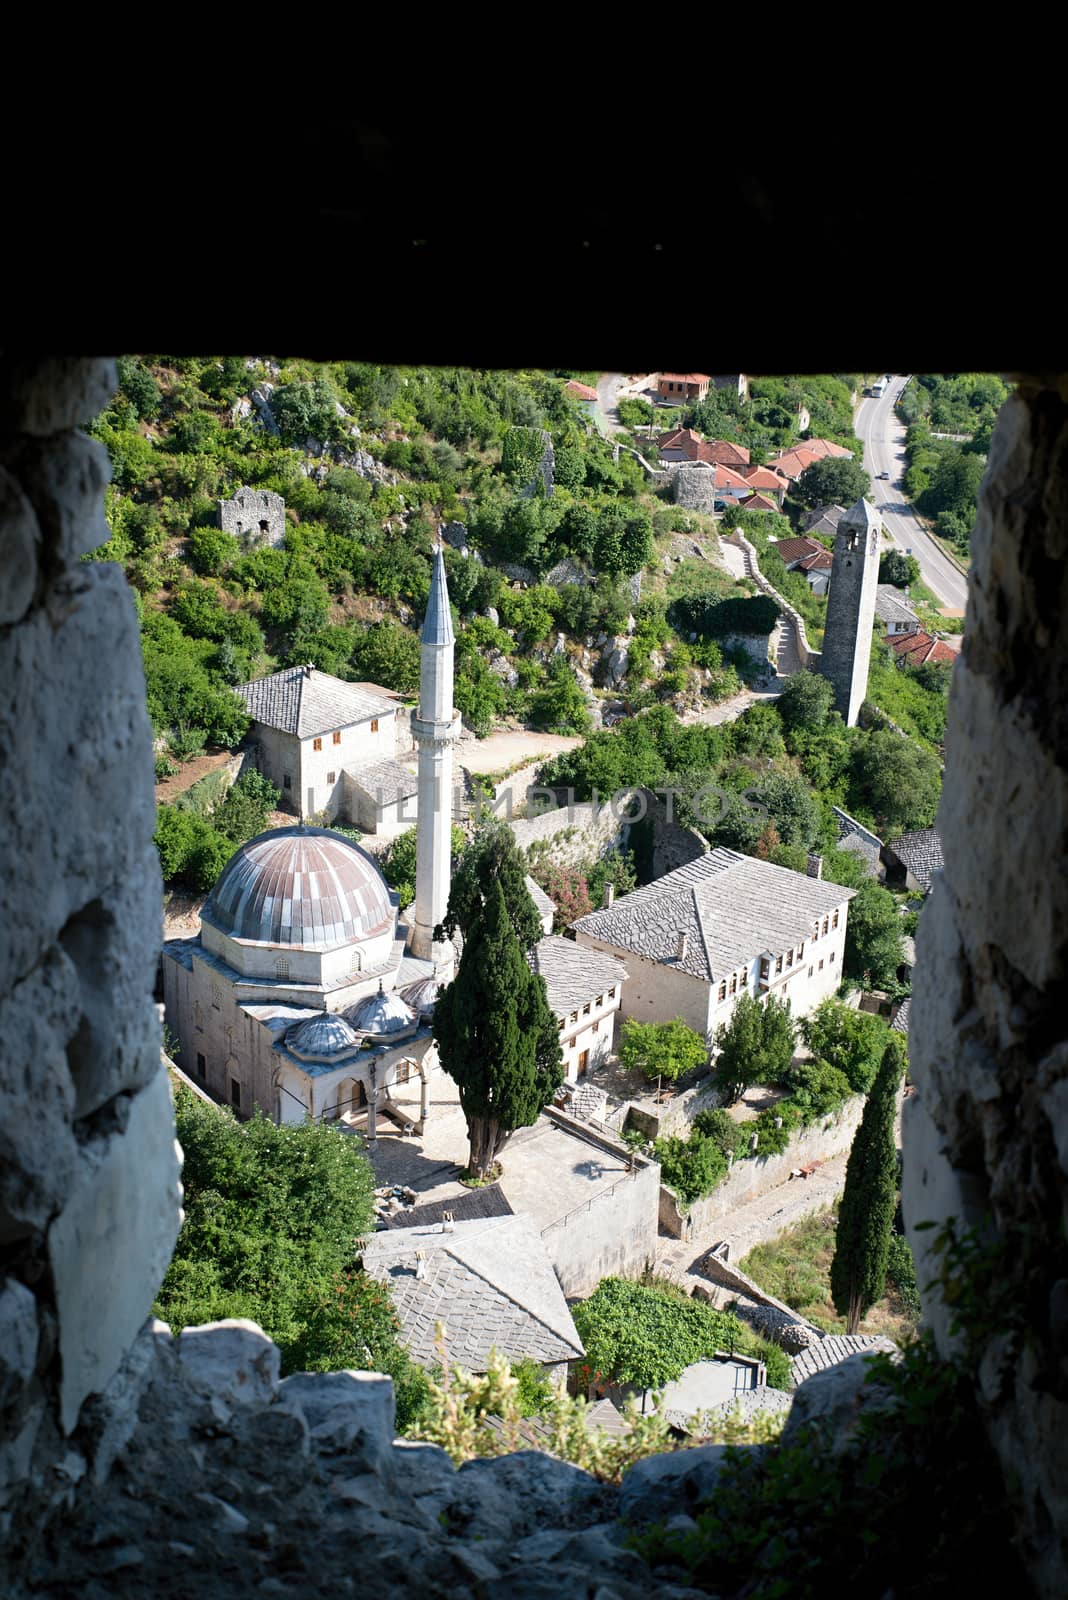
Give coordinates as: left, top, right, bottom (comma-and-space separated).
411, 708, 461, 745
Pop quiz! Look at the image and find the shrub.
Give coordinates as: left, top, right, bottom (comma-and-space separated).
187, 525, 238, 576
620, 1016, 708, 1084
572, 1277, 749, 1391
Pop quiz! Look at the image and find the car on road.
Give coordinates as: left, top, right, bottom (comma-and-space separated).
877, 470, 890, 479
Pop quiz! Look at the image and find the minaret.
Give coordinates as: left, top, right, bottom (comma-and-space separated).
411, 545, 459, 977
817, 496, 882, 727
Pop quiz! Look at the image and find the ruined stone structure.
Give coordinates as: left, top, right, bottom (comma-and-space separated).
3, 356, 1068, 1598
217, 484, 285, 547
817, 495, 882, 725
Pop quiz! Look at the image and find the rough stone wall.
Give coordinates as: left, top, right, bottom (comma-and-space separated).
660, 1094, 867, 1238
217, 485, 285, 547
538, 1118, 660, 1297
0, 358, 183, 1527
902, 376, 1068, 1598
509, 799, 628, 866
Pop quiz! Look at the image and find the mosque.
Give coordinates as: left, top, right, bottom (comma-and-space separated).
161, 549, 463, 1136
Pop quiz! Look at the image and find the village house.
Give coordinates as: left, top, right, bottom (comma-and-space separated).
528, 935, 629, 1082
802, 503, 847, 541
882, 828, 944, 895
711, 373, 749, 400
657, 373, 711, 404
769, 439, 854, 481
361, 1215, 585, 1384
237, 664, 419, 831
656, 428, 750, 469
738, 464, 789, 506
887, 629, 957, 666
831, 805, 885, 880
571, 850, 855, 1042
741, 492, 778, 513
875, 584, 920, 635
768, 534, 834, 593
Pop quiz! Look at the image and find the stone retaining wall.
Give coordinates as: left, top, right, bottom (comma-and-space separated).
726, 530, 821, 671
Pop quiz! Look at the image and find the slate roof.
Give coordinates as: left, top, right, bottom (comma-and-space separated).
802, 504, 846, 538
360, 1215, 584, 1371
237, 666, 396, 739
528, 936, 629, 1016
832, 805, 884, 877
571, 850, 856, 983
790, 1334, 898, 1387
884, 829, 944, 892
382, 1186, 514, 1230
875, 585, 919, 626
347, 758, 419, 805
891, 996, 911, 1035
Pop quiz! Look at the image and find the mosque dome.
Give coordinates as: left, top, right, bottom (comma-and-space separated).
284, 1012, 362, 1064
204, 827, 394, 950
398, 977, 441, 1019
344, 985, 418, 1038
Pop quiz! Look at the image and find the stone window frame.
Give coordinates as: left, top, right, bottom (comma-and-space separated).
333, 730, 342, 745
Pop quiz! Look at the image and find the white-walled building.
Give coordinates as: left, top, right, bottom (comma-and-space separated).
571, 850, 855, 1042
237, 665, 418, 832
528, 936, 628, 1082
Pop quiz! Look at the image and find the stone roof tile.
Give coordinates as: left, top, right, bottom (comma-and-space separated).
528, 936, 628, 1016
237, 666, 396, 739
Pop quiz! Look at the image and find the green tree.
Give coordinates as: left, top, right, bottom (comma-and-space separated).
712, 993, 796, 1105
156, 1085, 428, 1428
850, 730, 942, 834
619, 1017, 708, 1086
572, 1277, 755, 1392
437, 819, 545, 953
382, 823, 464, 908
214, 770, 280, 845
432, 876, 564, 1177
349, 621, 421, 694
831, 1035, 906, 1332
795, 457, 871, 510
844, 880, 906, 989
799, 999, 891, 1095
777, 670, 836, 732
879, 550, 920, 588
529, 658, 592, 735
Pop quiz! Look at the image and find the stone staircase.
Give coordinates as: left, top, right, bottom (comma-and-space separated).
773, 614, 803, 676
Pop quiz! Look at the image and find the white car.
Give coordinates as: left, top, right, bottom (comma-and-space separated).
877, 470, 891, 480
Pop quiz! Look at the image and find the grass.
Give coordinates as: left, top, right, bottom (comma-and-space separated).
738, 1206, 919, 1345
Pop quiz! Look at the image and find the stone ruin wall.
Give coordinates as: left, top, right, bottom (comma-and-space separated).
2, 357, 1068, 1597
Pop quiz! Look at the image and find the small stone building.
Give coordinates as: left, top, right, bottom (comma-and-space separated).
218, 485, 286, 547
882, 828, 944, 895
528, 935, 629, 1082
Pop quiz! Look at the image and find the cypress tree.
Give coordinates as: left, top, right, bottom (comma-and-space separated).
433, 876, 563, 1179
831, 1033, 906, 1333
435, 818, 544, 953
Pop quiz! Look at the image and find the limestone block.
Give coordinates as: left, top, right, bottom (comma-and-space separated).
277, 1370, 395, 1474
781, 1351, 898, 1455
0, 566, 159, 997
900, 1092, 990, 1360
0, 1278, 39, 1407
0, 943, 79, 1241
48, 1069, 183, 1433
2, 431, 112, 563
618, 1444, 729, 1525
74, 1315, 168, 1485
0, 1402, 45, 1507
176, 1319, 281, 1411
445, 1451, 614, 1541
0, 357, 116, 437
0, 464, 41, 625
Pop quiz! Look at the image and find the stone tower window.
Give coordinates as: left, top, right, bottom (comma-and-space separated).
275, 957, 290, 980
211, 983, 221, 1010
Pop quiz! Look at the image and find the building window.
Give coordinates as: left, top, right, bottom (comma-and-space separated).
819, 959, 824, 971
786, 949, 793, 968
230, 1078, 241, 1110
350, 949, 362, 974
823, 917, 829, 936
832, 910, 839, 929
570, 1011, 578, 1024
211, 983, 221, 1010
582, 1002, 591, 1016
275, 957, 290, 980
283, 774, 292, 790
596, 994, 604, 1009
798, 942, 804, 960
718, 982, 727, 1001
332, 730, 341, 745
775, 955, 783, 974
313, 737, 322, 752
371, 719, 379, 733
729, 976, 737, 995
194, 1001, 203, 1032
608, 987, 616, 1001
808, 966, 814, 978
327, 771, 336, 785
830, 950, 836, 962
558, 1018, 565, 1032
196, 1052, 206, 1080
760, 957, 770, 979
813, 922, 821, 941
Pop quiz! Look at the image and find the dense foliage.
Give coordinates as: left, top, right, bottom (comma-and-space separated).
156, 1084, 428, 1427
711, 994, 796, 1105
619, 1016, 708, 1084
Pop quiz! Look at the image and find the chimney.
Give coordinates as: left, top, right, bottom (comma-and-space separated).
677, 930, 689, 961
414, 1250, 427, 1280
304, 663, 313, 678
603, 883, 615, 909
806, 853, 823, 879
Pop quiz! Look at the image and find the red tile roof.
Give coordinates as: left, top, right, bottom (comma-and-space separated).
770, 535, 829, 566
740, 466, 786, 489
713, 463, 752, 491
771, 439, 855, 480
797, 549, 834, 570
741, 493, 778, 511
888, 631, 957, 667
660, 373, 711, 385
657, 427, 702, 454
565, 380, 599, 402
702, 439, 751, 466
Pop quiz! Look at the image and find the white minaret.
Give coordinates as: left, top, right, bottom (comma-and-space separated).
411, 545, 459, 977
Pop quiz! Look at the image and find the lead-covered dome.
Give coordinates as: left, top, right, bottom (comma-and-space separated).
284, 1012, 362, 1064
204, 827, 394, 949
345, 985, 417, 1038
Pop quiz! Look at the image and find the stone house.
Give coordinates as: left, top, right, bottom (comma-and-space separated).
882, 828, 944, 895
217, 485, 286, 547
802, 503, 847, 540
712, 373, 749, 400
360, 1215, 585, 1383
739, 464, 788, 506
887, 630, 957, 667
237, 664, 414, 828
875, 584, 920, 636
528, 935, 629, 1082
571, 850, 855, 1043
769, 534, 834, 594
831, 805, 885, 879
657, 373, 711, 404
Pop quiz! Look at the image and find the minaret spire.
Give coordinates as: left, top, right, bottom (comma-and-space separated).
411, 542, 458, 977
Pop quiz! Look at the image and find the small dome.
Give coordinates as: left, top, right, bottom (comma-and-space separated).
345, 986, 417, 1038
284, 1012, 361, 1064
205, 827, 393, 950
399, 977, 441, 1019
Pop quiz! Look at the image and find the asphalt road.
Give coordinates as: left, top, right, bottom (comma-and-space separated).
854, 378, 969, 614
